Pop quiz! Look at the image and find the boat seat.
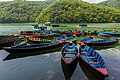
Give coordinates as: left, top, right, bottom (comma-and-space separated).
64, 52, 76, 54
81, 53, 91, 57
85, 56, 96, 58
81, 52, 91, 56
65, 49, 76, 52
90, 62, 101, 68
64, 58, 73, 60
84, 57, 97, 62
81, 52, 91, 54
64, 54, 75, 58
89, 62, 100, 64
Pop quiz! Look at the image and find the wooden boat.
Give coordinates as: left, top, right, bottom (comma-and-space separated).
66, 35, 77, 45
63, 30, 73, 36
25, 36, 51, 43
0, 35, 19, 48
52, 30, 61, 34
0, 35, 18, 39
79, 42, 108, 79
81, 30, 87, 35
103, 32, 120, 36
103, 28, 117, 32
80, 36, 119, 46
87, 30, 95, 35
3, 42, 65, 53
20, 33, 48, 38
52, 33, 61, 36
61, 42, 78, 64
14, 37, 27, 46
98, 32, 111, 37
56, 35, 67, 43
73, 30, 81, 36
20, 31, 48, 38
94, 30, 99, 35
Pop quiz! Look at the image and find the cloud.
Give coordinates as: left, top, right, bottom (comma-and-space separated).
82, 0, 106, 3
0, 0, 13, 1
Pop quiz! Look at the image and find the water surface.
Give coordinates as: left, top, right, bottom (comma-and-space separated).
0, 23, 120, 80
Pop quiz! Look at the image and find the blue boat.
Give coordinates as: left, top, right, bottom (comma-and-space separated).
56, 35, 67, 43
80, 36, 119, 46
79, 42, 108, 79
98, 32, 110, 37
103, 32, 120, 36
61, 42, 78, 64
66, 35, 77, 44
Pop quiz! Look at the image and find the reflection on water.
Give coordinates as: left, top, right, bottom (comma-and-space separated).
61, 58, 78, 80
0, 24, 120, 80
3, 44, 63, 61
91, 43, 120, 50
0, 52, 64, 80
0, 45, 120, 80
79, 61, 104, 80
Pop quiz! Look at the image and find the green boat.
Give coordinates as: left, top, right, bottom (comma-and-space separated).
14, 37, 27, 46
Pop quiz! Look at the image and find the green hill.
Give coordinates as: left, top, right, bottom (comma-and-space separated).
0, 1, 50, 23
36, 0, 120, 23
99, 0, 120, 9
0, 0, 120, 23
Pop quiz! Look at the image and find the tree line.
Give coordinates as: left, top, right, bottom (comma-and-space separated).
99, 0, 120, 10
36, 0, 120, 23
0, 0, 120, 23
0, 1, 50, 23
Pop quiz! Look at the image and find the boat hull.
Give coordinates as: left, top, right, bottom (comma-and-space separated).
80, 36, 119, 46
3, 42, 66, 54
0, 40, 15, 48
104, 32, 120, 36
0, 36, 19, 48
84, 40, 119, 46
79, 42, 108, 79
79, 56, 108, 79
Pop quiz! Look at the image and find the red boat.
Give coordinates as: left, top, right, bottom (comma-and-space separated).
0, 35, 19, 48
20, 31, 51, 38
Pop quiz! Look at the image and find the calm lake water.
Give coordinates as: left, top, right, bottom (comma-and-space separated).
0, 23, 120, 80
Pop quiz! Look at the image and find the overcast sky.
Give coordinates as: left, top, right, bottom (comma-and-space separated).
0, 0, 107, 3
83, 0, 106, 3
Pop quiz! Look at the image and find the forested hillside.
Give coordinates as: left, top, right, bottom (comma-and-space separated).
0, 1, 50, 23
0, 0, 120, 23
99, 0, 120, 9
36, 0, 120, 23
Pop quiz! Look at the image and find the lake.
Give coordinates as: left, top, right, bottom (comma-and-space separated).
0, 23, 120, 80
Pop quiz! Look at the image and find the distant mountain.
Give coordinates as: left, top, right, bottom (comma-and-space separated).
0, 1, 50, 23
36, 0, 120, 23
99, 0, 120, 9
